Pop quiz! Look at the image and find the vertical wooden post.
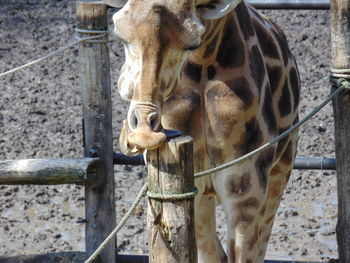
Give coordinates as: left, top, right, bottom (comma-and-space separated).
146, 136, 197, 263
77, 2, 116, 263
330, 0, 350, 262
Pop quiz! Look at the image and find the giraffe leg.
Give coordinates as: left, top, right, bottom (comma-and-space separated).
258, 133, 298, 261
214, 167, 268, 263
257, 166, 291, 262
195, 193, 227, 263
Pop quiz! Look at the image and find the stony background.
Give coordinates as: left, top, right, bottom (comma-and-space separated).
0, 1, 337, 262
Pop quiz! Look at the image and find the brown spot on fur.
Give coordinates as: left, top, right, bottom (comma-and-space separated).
226, 173, 252, 196
278, 80, 292, 117
229, 239, 236, 262
203, 184, 216, 196
235, 2, 255, 41
262, 86, 277, 133
226, 77, 254, 110
208, 147, 224, 164
265, 214, 275, 225
249, 45, 265, 91
164, 91, 200, 134
241, 117, 263, 154
290, 67, 300, 110
184, 61, 202, 83
207, 65, 216, 80
253, 20, 279, 60
248, 224, 259, 250
259, 249, 265, 257
237, 197, 260, 209
246, 260, 253, 263
280, 140, 294, 166
270, 164, 282, 177
255, 148, 275, 191
271, 23, 290, 66
259, 204, 267, 216
267, 65, 283, 94
217, 18, 245, 68
235, 212, 255, 226
270, 180, 282, 199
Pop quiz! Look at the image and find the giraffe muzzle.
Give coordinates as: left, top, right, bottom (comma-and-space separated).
120, 105, 166, 155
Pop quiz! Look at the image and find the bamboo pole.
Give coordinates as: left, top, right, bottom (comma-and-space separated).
76, 2, 116, 262
0, 158, 102, 185
330, 0, 350, 261
146, 136, 197, 263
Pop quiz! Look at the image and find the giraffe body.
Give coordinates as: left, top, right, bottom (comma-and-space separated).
110, 0, 300, 262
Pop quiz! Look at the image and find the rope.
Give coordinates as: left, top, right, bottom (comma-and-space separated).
331, 68, 350, 79
75, 28, 108, 44
147, 187, 198, 200
194, 80, 348, 178
0, 32, 107, 78
84, 182, 148, 263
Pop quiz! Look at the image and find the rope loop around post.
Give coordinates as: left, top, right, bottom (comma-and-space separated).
75, 28, 109, 44
331, 68, 350, 79
330, 76, 350, 94
147, 187, 198, 200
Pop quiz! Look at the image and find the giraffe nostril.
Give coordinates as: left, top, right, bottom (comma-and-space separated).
148, 112, 160, 131
129, 112, 139, 130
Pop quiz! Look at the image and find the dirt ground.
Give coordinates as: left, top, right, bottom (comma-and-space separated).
0, 1, 338, 262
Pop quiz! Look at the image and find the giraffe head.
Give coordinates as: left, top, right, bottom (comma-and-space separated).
109, 0, 242, 155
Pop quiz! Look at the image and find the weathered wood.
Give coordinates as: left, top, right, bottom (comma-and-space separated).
0, 158, 102, 185
77, 1, 116, 263
146, 136, 197, 263
330, 0, 350, 262
0, 251, 89, 263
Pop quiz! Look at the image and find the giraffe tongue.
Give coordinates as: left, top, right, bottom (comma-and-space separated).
128, 129, 167, 150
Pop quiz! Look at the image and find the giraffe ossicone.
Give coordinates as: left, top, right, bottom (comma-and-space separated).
108, 0, 300, 262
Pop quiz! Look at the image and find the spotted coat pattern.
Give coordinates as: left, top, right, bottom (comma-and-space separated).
112, 0, 300, 262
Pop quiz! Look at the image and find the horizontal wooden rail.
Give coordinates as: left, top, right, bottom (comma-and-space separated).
0, 158, 103, 185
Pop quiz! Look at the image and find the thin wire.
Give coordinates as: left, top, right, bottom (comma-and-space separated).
0, 34, 105, 78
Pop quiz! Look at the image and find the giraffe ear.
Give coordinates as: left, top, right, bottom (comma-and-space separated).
103, 0, 127, 8
197, 0, 242, 20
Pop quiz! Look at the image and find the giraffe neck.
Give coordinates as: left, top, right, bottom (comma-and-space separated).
189, 2, 255, 66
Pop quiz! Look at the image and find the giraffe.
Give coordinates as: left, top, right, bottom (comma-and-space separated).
108, 0, 300, 262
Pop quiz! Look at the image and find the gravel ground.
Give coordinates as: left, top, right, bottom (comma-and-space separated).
0, 1, 338, 262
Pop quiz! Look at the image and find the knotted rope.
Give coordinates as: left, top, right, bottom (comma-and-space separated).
331, 68, 350, 79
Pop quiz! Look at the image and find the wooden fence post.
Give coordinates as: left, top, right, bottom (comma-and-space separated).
77, 2, 116, 262
330, 0, 350, 262
146, 136, 197, 263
